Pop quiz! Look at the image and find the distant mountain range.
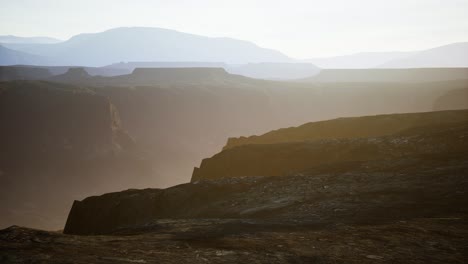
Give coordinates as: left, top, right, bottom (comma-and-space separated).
306, 42, 468, 68
0, 27, 467, 72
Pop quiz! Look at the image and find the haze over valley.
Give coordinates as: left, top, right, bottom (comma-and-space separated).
1, 1, 468, 263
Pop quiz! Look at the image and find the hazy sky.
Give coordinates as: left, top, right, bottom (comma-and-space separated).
1, 0, 467, 58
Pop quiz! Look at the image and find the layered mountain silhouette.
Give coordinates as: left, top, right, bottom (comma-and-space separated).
2, 27, 291, 66
2, 28, 466, 71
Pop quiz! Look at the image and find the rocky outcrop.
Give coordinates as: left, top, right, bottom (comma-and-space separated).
194, 110, 468, 181
223, 110, 468, 150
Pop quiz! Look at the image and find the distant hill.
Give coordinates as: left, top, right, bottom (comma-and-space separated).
379, 42, 468, 68
2, 27, 292, 66
0, 35, 62, 44
301, 68, 468, 83
49, 67, 92, 83
0, 45, 50, 66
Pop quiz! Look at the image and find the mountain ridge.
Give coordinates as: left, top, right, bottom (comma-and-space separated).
1, 27, 292, 66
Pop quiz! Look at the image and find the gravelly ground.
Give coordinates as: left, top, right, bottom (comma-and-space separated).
1, 216, 468, 264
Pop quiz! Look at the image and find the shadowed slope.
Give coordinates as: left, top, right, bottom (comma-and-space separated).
0, 81, 152, 230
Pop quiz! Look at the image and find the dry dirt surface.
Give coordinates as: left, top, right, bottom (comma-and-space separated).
1, 216, 468, 264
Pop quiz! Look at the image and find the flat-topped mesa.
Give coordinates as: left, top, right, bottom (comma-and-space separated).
192, 110, 468, 182
50, 67, 92, 82
130, 67, 230, 83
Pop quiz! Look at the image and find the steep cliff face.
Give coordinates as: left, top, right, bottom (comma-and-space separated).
0, 81, 131, 164
64, 113, 468, 235
193, 110, 468, 181
0, 81, 152, 230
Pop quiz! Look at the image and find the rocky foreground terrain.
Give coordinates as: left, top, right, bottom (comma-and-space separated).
2, 167, 468, 263
2, 166, 468, 263
1, 216, 467, 263
1, 110, 467, 263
